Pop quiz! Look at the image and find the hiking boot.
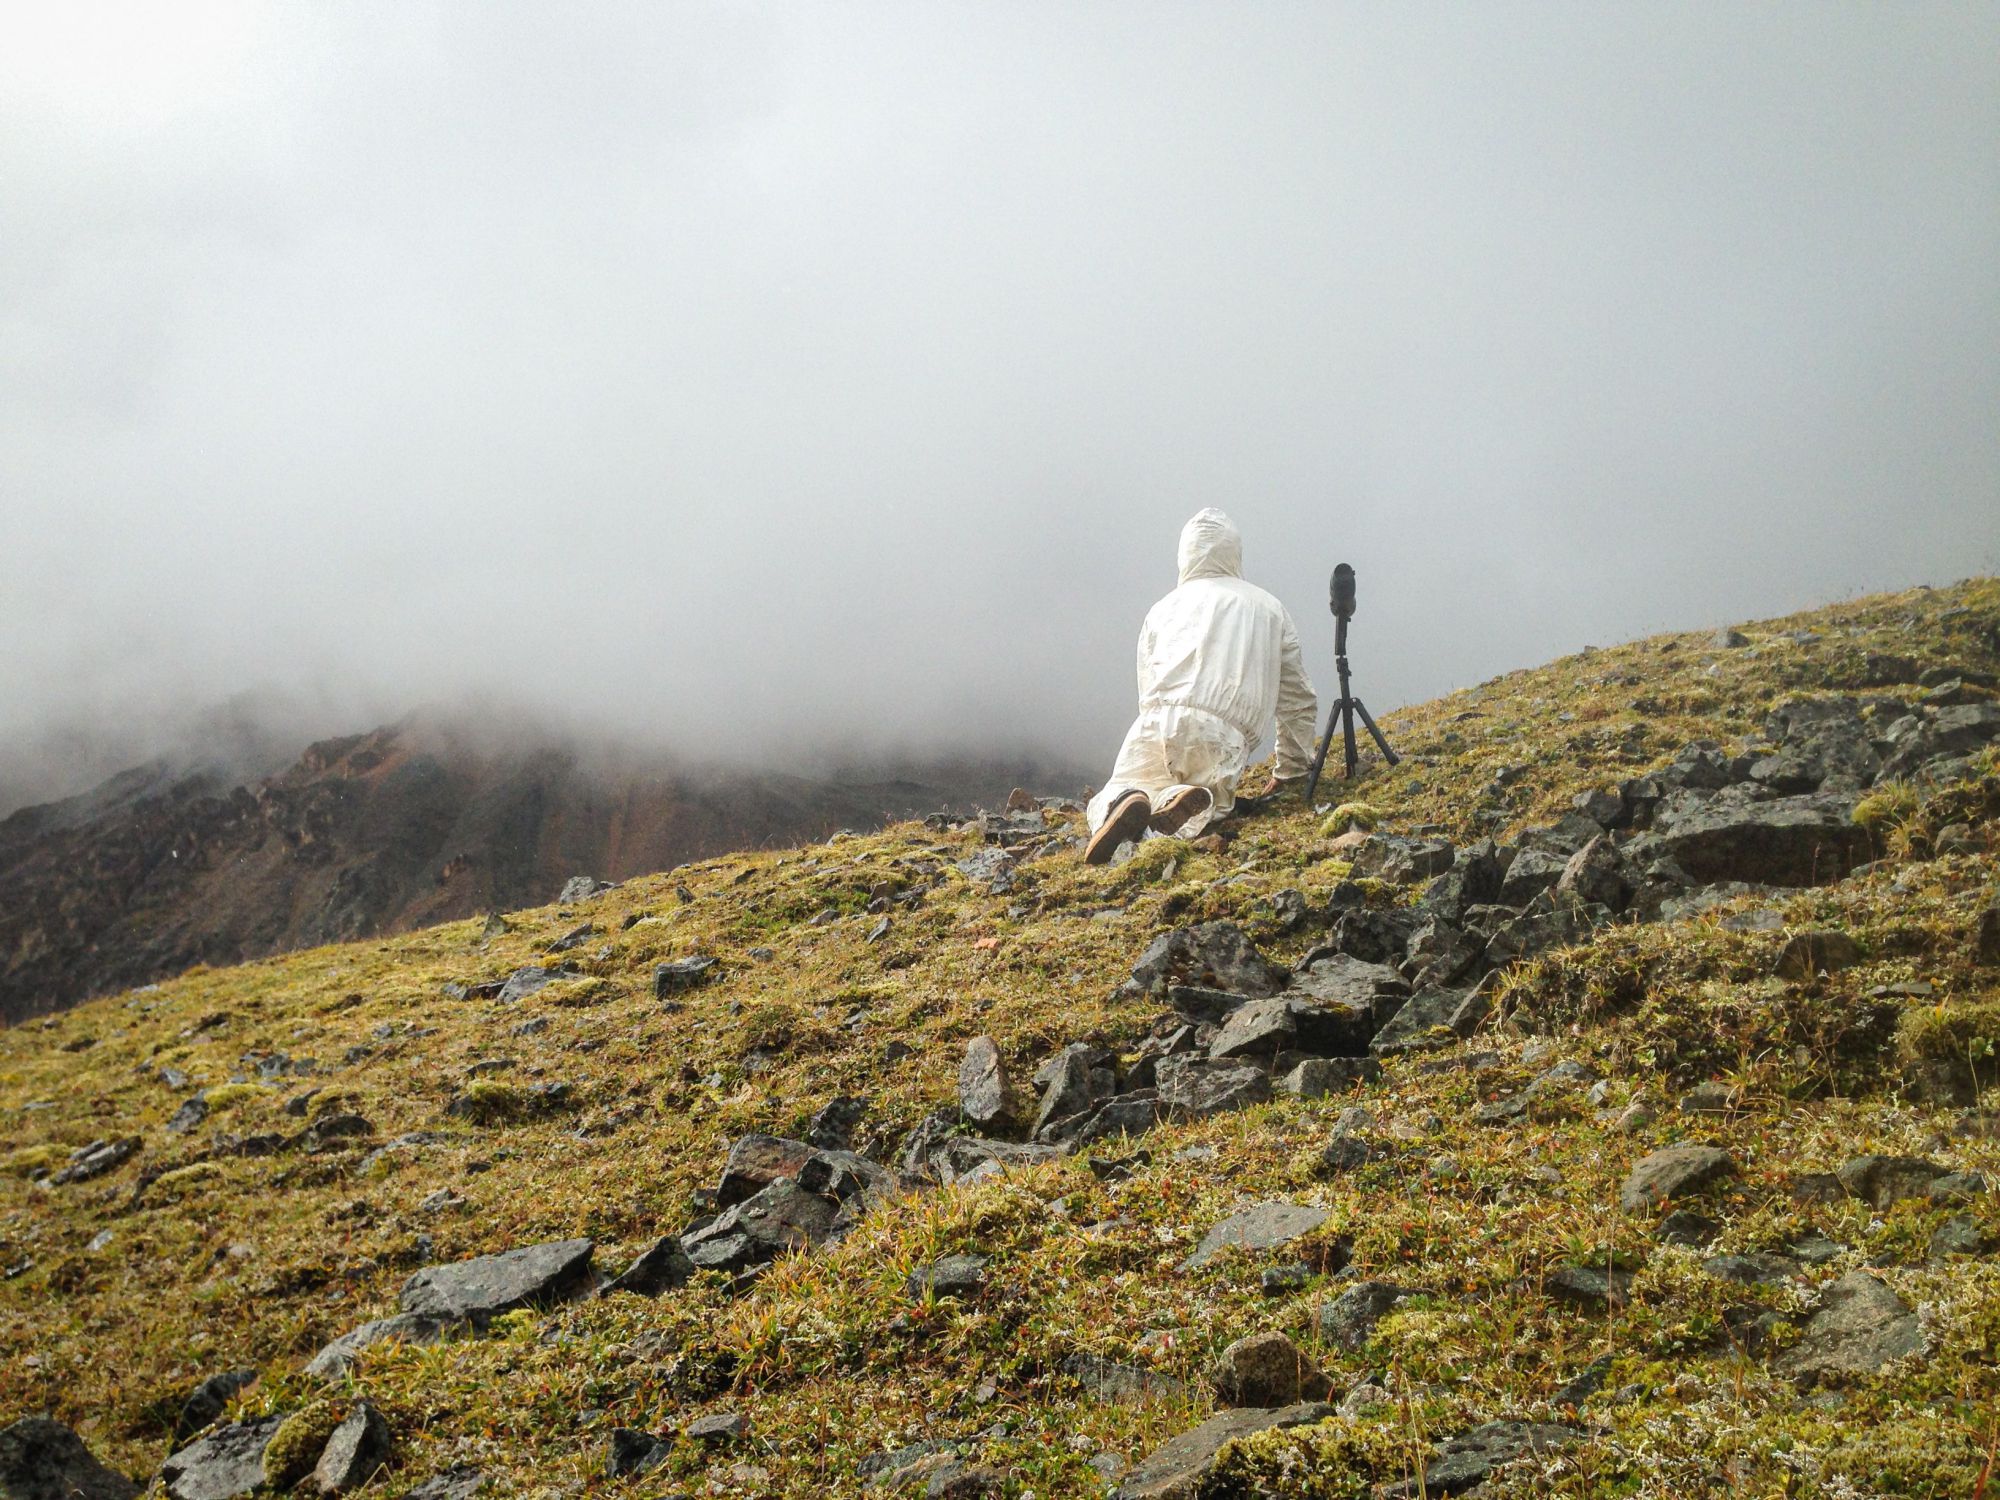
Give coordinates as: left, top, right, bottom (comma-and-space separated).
1084, 789, 1151, 865
1149, 786, 1212, 836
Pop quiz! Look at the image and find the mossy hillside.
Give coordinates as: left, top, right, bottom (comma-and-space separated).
0, 579, 1994, 1498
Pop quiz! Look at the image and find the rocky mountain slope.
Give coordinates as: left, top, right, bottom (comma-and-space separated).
2, 579, 1997, 1499
0, 719, 1079, 1024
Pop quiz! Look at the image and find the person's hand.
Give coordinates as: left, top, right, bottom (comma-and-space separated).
1246, 774, 1288, 801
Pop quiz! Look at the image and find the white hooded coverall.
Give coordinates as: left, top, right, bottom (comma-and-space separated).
1085, 509, 1318, 840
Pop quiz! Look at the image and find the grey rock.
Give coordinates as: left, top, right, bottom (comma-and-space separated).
717, 1134, 816, 1208
1619, 1144, 1735, 1213
1704, 1252, 1802, 1285
1927, 1170, 1988, 1204
1208, 1331, 1330, 1408
172, 1369, 258, 1442
907, 1253, 989, 1299
1370, 986, 1488, 1056
805, 1095, 867, 1150
51, 1136, 140, 1185
681, 1178, 839, 1273
0, 1417, 139, 1500
1319, 1281, 1425, 1349
1546, 1263, 1631, 1310
653, 956, 717, 996
1329, 906, 1424, 965
603, 1429, 669, 1479
403, 1466, 487, 1499
1348, 835, 1455, 885
1032, 1045, 1096, 1137
1473, 1060, 1599, 1125
305, 1314, 448, 1380
1155, 1057, 1270, 1120
1753, 697, 1883, 792
686, 1412, 749, 1443
1483, 899, 1609, 966
1125, 922, 1288, 999
1774, 930, 1863, 979
1877, 702, 2000, 780
399, 1237, 595, 1323
166, 1094, 210, 1135
1113, 1403, 1332, 1500
1276, 1057, 1381, 1098
1497, 848, 1569, 907
1928, 1215, 1994, 1260
1712, 628, 1750, 648
1166, 985, 1248, 1025
929, 1136, 1066, 1184
311, 1402, 391, 1494
1836, 1154, 1948, 1209
1551, 1356, 1614, 1410
1555, 835, 1635, 913
1778, 1271, 1923, 1381
604, 1236, 694, 1296
1390, 1421, 1583, 1497
557, 875, 606, 903
1185, 1202, 1328, 1269
957, 1037, 1013, 1130
1629, 788, 1871, 887
956, 848, 1017, 893
159, 1417, 283, 1500
1063, 1353, 1185, 1406
495, 966, 556, 1004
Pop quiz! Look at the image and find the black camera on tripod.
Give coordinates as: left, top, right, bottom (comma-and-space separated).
1304, 563, 1398, 803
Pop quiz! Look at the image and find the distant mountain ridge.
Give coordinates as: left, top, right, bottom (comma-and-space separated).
0, 718, 1083, 1022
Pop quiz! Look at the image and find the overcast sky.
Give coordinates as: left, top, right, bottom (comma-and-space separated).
4, 2, 1996, 802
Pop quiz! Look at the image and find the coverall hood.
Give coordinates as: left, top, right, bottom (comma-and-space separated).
1177, 508, 1243, 584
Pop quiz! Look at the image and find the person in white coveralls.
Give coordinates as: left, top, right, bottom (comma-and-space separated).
1083, 509, 1319, 864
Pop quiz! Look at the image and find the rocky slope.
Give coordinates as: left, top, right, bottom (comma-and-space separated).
0, 719, 1080, 1024
1, 579, 1997, 1499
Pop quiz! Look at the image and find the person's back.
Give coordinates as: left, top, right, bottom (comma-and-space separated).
1084, 510, 1316, 862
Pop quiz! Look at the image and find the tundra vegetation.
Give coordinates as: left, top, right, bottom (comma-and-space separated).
2, 579, 1997, 1498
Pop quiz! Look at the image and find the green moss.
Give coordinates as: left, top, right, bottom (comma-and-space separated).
1319, 802, 1381, 836
262, 1399, 343, 1488
0, 1144, 65, 1178
202, 1082, 269, 1111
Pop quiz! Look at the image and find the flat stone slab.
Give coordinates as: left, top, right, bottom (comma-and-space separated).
1114, 1403, 1331, 1500
399, 1237, 595, 1322
306, 1313, 448, 1379
1184, 1202, 1328, 1269
1619, 1144, 1735, 1213
160, 1417, 283, 1500
1777, 1271, 1924, 1381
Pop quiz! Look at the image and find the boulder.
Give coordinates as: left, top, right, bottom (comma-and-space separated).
1752, 698, 1881, 792
681, 1178, 838, 1273
1546, 1263, 1631, 1310
160, 1418, 283, 1500
1063, 1353, 1186, 1406
1386, 1421, 1583, 1498
717, 1135, 816, 1208
1703, 1252, 1802, 1285
805, 1095, 867, 1150
1329, 906, 1423, 965
1208, 1332, 1330, 1407
1113, 1403, 1332, 1500
1929, 1215, 1995, 1260
399, 1238, 595, 1323
1555, 835, 1635, 913
173, 1369, 258, 1443
906, 1253, 989, 1300
1834, 1154, 1948, 1209
956, 1037, 1013, 1129
1184, 1202, 1329, 1269
1629, 789, 1871, 887
928, 1136, 1066, 1184
311, 1403, 391, 1495
1497, 848, 1569, 907
686, 1413, 750, 1443
1209, 998, 1368, 1063
1619, 1144, 1735, 1213
604, 1236, 694, 1296
603, 1429, 669, 1479
403, 1467, 487, 1499
1347, 835, 1455, 884
1124, 922, 1287, 999
50, 1137, 140, 1185
1155, 1057, 1270, 1120
1777, 1271, 1923, 1381
305, 1314, 447, 1380
1275, 1057, 1381, 1099
1877, 702, 2000, 780
1318, 1281, 1425, 1350
652, 956, 717, 996
495, 967, 555, 1004
1370, 987, 1488, 1056
0, 1417, 138, 1500
1051, 1094, 1163, 1149
1032, 1044, 1098, 1136
1286, 953, 1407, 1021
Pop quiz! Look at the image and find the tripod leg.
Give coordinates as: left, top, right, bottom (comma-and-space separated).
1352, 699, 1400, 767
1304, 703, 1342, 806
1341, 698, 1359, 780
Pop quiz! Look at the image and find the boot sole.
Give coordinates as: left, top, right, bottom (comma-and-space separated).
1084, 792, 1152, 865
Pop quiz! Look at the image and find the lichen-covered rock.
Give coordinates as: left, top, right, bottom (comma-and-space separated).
311, 1403, 391, 1494
1619, 1144, 1735, 1213
956, 1036, 1013, 1129
1113, 1403, 1331, 1500
399, 1238, 595, 1323
1208, 1331, 1330, 1408
1777, 1271, 1923, 1381
1184, 1202, 1328, 1269
160, 1417, 283, 1500
1318, 1280, 1425, 1349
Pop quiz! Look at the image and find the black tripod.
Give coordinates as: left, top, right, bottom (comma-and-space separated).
1304, 564, 1398, 804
